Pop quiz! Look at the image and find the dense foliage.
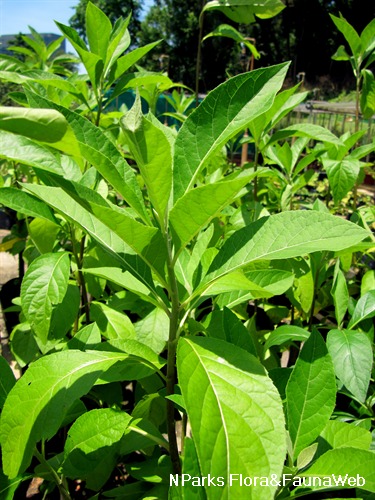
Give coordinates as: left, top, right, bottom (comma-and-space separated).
0, 2, 374, 499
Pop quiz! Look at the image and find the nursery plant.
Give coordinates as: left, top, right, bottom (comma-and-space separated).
0, 4, 375, 500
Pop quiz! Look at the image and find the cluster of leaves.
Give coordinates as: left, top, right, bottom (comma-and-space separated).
0, 3, 375, 500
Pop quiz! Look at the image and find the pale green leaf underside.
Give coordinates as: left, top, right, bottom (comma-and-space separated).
177, 337, 286, 499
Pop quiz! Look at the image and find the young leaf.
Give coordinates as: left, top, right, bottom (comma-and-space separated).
327, 329, 373, 403
121, 95, 172, 226
361, 69, 375, 119
268, 123, 343, 147
324, 158, 361, 205
286, 329, 336, 460
173, 62, 289, 201
317, 420, 372, 457
263, 325, 310, 352
90, 302, 136, 340
202, 211, 368, 292
330, 14, 361, 60
203, 24, 260, 59
85, 1, 112, 62
20, 253, 70, 344
62, 408, 131, 490
177, 337, 286, 499
0, 350, 143, 478
348, 290, 375, 329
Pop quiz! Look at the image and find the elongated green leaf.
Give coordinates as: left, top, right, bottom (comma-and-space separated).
0, 357, 16, 410
330, 14, 361, 59
28, 218, 60, 254
324, 158, 361, 205
180, 438, 206, 500
0, 130, 66, 175
264, 325, 310, 352
83, 267, 161, 309
108, 41, 161, 84
302, 448, 375, 492
286, 330, 336, 460
0, 350, 139, 478
134, 308, 169, 354
173, 62, 289, 201
177, 337, 286, 499
90, 302, 136, 340
0, 106, 67, 143
327, 329, 372, 402
0, 187, 57, 224
317, 421, 372, 456
204, 307, 257, 356
203, 0, 285, 24
331, 260, 349, 326
105, 14, 131, 71
203, 24, 260, 58
202, 211, 368, 291
55, 21, 103, 91
361, 69, 375, 119
170, 170, 259, 250
86, 2, 112, 62
268, 123, 343, 147
24, 90, 150, 223
21, 253, 70, 343
121, 95, 172, 225
23, 184, 156, 293
63, 408, 131, 490
348, 290, 375, 329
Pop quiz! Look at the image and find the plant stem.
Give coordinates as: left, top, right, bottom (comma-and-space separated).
70, 228, 90, 324
165, 234, 182, 474
34, 447, 72, 500
195, 8, 205, 107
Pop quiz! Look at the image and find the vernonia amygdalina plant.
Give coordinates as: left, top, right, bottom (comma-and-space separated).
0, 3, 374, 499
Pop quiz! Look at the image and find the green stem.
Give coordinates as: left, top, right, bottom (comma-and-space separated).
70, 228, 90, 324
34, 447, 72, 500
165, 234, 182, 475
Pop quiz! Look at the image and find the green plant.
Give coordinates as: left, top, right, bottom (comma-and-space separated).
1, 4, 375, 500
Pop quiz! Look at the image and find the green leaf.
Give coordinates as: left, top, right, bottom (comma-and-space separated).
203, 24, 260, 59
0, 357, 16, 410
361, 18, 375, 60
331, 260, 349, 326
202, 0, 285, 24
0, 106, 67, 143
173, 62, 289, 201
330, 14, 361, 59
361, 69, 375, 119
348, 290, 375, 329
90, 302, 136, 340
324, 158, 361, 205
108, 41, 161, 84
286, 329, 336, 460
10, 324, 40, 368
317, 420, 372, 456
20, 253, 70, 343
177, 337, 286, 499
63, 408, 131, 490
105, 14, 131, 72
134, 308, 169, 354
204, 307, 257, 356
0, 350, 139, 478
268, 123, 343, 147
24, 90, 150, 223
170, 170, 260, 250
180, 438, 206, 500
121, 95, 172, 225
302, 448, 375, 492
83, 267, 161, 309
0, 187, 57, 224
327, 329, 373, 403
23, 183, 156, 294
263, 325, 310, 352
202, 211, 368, 291
86, 1, 112, 62
28, 218, 60, 254
67, 323, 102, 350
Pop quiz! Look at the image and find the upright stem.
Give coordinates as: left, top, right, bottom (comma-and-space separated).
165, 234, 182, 475
195, 10, 205, 107
352, 74, 361, 211
71, 229, 90, 324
